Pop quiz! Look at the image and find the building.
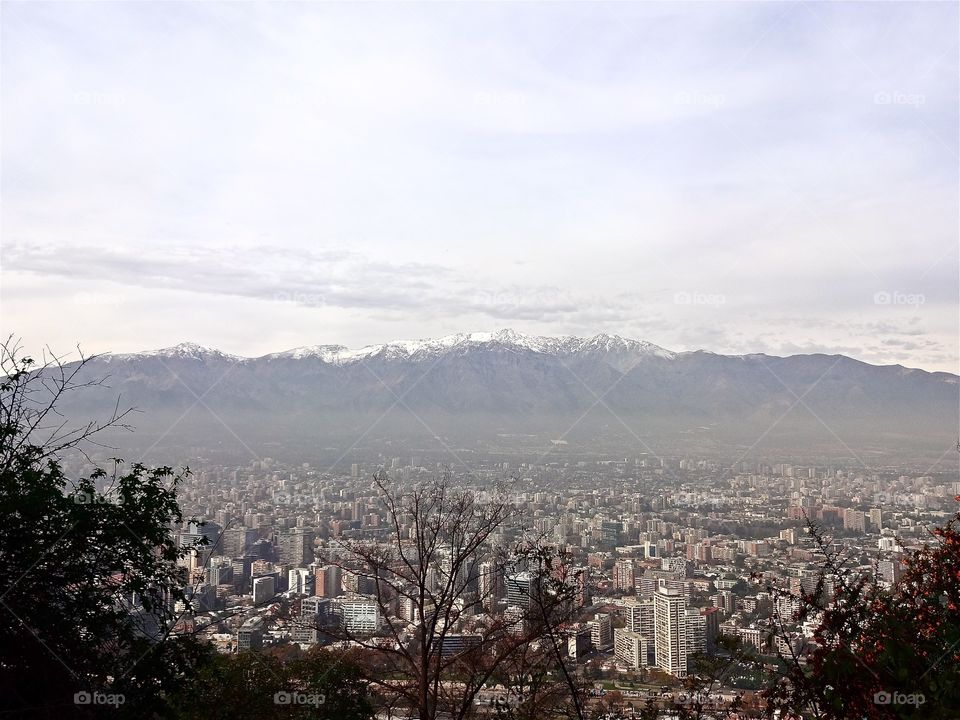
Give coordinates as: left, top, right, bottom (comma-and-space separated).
700, 606, 720, 647
290, 620, 318, 645
334, 596, 380, 634
208, 556, 233, 586
654, 588, 688, 678
506, 570, 535, 610
661, 556, 690, 578
613, 559, 635, 591
738, 626, 768, 652
439, 634, 482, 657
843, 509, 866, 533
567, 626, 593, 660
591, 612, 613, 650
478, 560, 504, 610
236, 617, 264, 651
623, 597, 655, 664
288, 568, 314, 595
713, 590, 735, 615
573, 566, 591, 607
614, 628, 650, 669
316, 565, 343, 598
878, 558, 902, 587
279, 528, 315, 567
252, 575, 276, 605
223, 527, 258, 558
686, 608, 707, 659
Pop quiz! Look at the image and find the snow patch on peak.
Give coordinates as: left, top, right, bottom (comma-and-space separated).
269, 345, 349, 361
117, 331, 676, 365
110, 342, 242, 362
301, 329, 676, 364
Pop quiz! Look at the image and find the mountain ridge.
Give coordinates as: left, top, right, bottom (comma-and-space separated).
102, 329, 953, 376
59, 329, 958, 461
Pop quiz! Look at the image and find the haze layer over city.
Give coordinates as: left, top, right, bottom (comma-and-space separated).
1, 2, 957, 720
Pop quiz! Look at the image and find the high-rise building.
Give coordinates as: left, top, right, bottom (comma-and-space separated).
288, 568, 314, 595
713, 590, 735, 615
223, 527, 258, 558
613, 559, 635, 591
316, 565, 343, 598
334, 596, 380, 634
591, 612, 613, 650
843, 509, 866, 533
506, 570, 535, 610
478, 560, 504, 610
252, 575, 276, 605
686, 607, 707, 658
624, 596, 656, 664
208, 556, 233, 586
279, 528, 315, 567
700, 606, 720, 647
654, 587, 688, 678
614, 628, 650, 669
567, 626, 593, 660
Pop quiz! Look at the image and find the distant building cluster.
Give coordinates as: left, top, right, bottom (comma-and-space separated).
72, 451, 955, 684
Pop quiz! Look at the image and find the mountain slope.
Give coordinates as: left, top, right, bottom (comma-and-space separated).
55, 331, 958, 462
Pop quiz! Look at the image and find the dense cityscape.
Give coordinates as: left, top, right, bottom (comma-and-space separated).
64, 448, 958, 716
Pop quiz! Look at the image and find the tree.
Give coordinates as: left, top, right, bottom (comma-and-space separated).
168, 646, 374, 720
0, 339, 208, 718
758, 505, 960, 719
488, 537, 591, 720
319, 470, 586, 720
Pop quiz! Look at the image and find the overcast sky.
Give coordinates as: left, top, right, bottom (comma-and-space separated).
1, 2, 957, 371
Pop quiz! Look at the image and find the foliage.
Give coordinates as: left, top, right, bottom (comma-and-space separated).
0, 342, 215, 717
760, 507, 960, 719
167, 647, 374, 720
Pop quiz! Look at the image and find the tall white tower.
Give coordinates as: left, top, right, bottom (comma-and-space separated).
654, 587, 688, 678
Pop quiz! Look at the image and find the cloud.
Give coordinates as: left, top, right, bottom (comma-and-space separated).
0, 2, 956, 371
1, 240, 641, 325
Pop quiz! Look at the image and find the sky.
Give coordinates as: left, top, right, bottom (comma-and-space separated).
1, 2, 957, 372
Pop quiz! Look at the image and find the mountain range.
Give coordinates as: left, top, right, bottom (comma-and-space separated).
54, 330, 959, 464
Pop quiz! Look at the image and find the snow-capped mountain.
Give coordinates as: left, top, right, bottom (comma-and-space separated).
107, 342, 243, 363
54, 330, 958, 461
267, 330, 675, 365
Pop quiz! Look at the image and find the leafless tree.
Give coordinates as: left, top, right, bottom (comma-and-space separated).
318, 470, 585, 720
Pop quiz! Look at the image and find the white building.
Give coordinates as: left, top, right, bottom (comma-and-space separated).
591, 612, 613, 650
334, 595, 380, 634
288, 568, 314, 595
654, 587, 688, 678
614, 628, 650, 669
